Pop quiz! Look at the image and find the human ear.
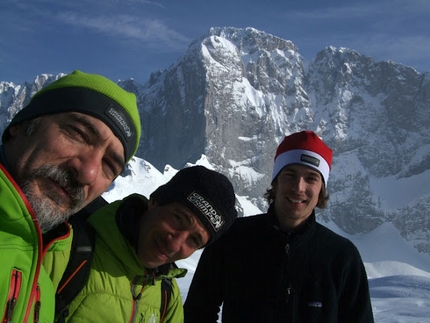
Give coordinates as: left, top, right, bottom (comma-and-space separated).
7, 124, 23, 139
147, 198, 158, 211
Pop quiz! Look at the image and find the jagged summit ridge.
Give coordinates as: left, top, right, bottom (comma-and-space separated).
1, 27, 430, 254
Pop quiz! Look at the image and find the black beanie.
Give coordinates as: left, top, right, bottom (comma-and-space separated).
150, 166, 237, 245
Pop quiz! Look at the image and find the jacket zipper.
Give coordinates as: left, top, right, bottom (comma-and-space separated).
129, 275, 145, 323
285, 243, 292, 304
2, 269, 23, 323
3, 165, 69, 323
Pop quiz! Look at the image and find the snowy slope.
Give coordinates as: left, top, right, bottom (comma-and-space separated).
105, 156, 430, 322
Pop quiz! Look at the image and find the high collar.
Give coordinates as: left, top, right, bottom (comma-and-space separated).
115, 194, 144, 250
114, 194, 186, 277
267, 203, 316, 238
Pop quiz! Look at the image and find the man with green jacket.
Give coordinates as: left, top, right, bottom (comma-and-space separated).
0, 70, 141, 323
44, 166, 238, 323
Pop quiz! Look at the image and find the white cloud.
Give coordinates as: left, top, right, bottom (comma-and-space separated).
55, 12, 190, 51
286, 0, 430, 20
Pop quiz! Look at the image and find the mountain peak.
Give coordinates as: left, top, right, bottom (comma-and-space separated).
1, 27, 430, 254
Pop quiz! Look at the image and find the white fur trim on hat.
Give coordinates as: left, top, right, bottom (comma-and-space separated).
272, 149, 330, 186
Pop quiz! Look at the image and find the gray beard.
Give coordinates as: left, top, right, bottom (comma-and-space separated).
19, 165, 85, 231
24, 192, 71, 231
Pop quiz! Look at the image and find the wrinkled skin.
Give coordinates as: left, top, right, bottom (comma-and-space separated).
4, 112, 124, 230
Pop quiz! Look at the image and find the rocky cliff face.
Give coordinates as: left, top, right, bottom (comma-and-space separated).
1, 27, 429, 252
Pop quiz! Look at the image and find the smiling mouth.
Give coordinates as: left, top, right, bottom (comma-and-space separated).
154, 239, 170, 259
288, 197, 306, 204
51, 179, 71, 197
41, 179, 84, 213
36, 178, 70, 206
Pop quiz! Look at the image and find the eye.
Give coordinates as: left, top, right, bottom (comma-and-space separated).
188, 235, 201, 250
173, 213, 183, 225
306, 174, 320, 183
63, 124, 88, 143
280, 171, 295, 180
102, 158, 120, 179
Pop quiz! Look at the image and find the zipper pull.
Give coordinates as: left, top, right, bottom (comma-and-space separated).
33, 284, 41, 323
285, 243, 290, 256
5, 297, 17, 323
3, 270, 22, 323
33, 301, 41, 323
286, 287, 291, 304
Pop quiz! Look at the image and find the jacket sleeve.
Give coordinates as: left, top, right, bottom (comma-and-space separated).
338, 246, 374, 322
184, 243, 224, 323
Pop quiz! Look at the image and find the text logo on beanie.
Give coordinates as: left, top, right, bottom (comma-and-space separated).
272, 130, 333, 186
2, 70, 141, 163
187, 192, 225, 231
151, 166, 237, 245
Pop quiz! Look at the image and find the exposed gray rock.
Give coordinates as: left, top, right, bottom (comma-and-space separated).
1, 27, 429, 254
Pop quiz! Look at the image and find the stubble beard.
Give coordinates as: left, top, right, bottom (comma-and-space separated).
19, 165, 85, 231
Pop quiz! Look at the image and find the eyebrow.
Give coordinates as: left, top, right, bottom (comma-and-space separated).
68, 114, 125, 169
284, 167, 320, 176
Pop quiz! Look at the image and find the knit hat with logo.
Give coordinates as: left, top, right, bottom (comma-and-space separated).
2, 70, 141, 163
272, 130, 333, 186
150, 165, 238, 245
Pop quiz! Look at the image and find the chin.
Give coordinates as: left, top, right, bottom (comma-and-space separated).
145, 262, 161, 269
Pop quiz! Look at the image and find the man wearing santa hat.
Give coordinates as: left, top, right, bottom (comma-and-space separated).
184, 130, 374, 322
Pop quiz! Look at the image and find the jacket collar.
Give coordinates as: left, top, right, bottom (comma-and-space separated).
268, 203, 316, 239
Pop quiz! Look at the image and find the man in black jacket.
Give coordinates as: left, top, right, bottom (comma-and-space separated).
184, 130, 374, 322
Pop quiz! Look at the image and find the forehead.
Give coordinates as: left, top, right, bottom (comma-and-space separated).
58, 111, 107, 128
281, 164, 322, 177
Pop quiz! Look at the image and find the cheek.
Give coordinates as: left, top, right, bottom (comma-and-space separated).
34, 127, 66, 149
182, 250, 194, 259
176, 245, 195, 260
274, 182, 287, 197
309, 186, 322, 200
88, 180, 112, 197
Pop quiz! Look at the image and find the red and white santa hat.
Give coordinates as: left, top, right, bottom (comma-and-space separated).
272, 130, 333, 186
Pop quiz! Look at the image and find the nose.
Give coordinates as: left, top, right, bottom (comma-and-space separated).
67, 151, 102, 185
166, 231, 188, 254
291, 176, 305, 192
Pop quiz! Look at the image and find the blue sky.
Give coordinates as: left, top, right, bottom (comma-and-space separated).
2, 0, 429, 84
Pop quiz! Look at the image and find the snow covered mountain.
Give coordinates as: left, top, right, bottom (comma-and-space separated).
1, 27, 430, 255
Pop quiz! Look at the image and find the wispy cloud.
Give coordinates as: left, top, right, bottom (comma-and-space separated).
287, 0, 430, 20
56, 12, 190, 51
5, 0, 188, 52
127, 0, 166, 9
277, 0, 430, 71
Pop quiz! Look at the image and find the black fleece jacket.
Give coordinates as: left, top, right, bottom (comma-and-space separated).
184, 206, 374, 322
